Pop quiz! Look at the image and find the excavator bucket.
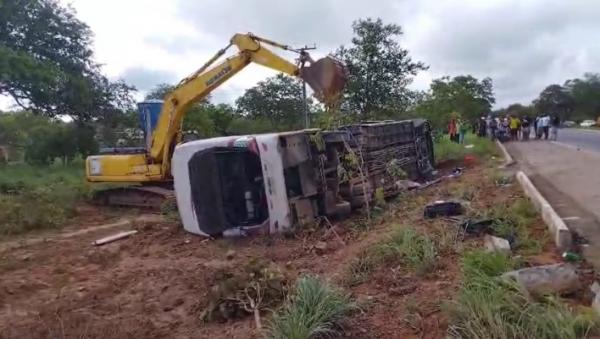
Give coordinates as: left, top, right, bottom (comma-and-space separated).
300, 57, 348, 108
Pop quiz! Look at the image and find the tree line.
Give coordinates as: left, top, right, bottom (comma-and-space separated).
497, 74, 600, 122
1, 0, 599, 165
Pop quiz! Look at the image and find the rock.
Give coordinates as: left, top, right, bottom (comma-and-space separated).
225, 250, 236, 260
484, 235, 511, 254
314, 241, 328, 255
502, 263, 580, 297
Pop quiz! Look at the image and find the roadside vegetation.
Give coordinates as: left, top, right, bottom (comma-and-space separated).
265, 276, 356, 339
485, 197, 545, 255
345, 225, 439, 286
434, 133, 498, 163
446, 250, 598, 339
0, 161, 88, 236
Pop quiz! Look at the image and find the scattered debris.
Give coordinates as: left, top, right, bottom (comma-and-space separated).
502, 263, 580, 297
395, 180, 422, 191
464, 144, 475, 149
200, 259, 288, 324
418, 178, 442, 190
484, 235, 511, 254
562, 251, 582, 263
448, 167, 464, 178
320, 217, 346, 246
424, 201, 464, 218
463, 155, 477, 167
92, 230, 138, 246
461, 219, 495, 236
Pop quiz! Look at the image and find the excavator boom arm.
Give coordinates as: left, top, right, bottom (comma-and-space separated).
149, 33, 303, 175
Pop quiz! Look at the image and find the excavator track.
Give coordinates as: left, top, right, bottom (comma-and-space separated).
93, 185, 175, 209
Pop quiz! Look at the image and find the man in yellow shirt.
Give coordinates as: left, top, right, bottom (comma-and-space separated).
509, 115, 520, 141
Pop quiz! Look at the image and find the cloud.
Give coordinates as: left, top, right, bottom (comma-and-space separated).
119, 67, 178, 92
173, 0, 403, 52
42, 0, 600, 111
404, 0, 600, 106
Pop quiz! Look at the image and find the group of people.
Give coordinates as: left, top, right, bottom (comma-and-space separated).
448, 114, 561, 143
447, 118, 470, 144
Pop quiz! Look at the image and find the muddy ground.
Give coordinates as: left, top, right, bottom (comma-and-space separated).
0, 161, 579, 338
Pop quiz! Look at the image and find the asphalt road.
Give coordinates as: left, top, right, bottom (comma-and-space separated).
557, 128, 600, 153
506, 139, 600, 268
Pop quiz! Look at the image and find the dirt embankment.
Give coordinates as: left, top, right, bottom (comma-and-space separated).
0, 162, 584, 339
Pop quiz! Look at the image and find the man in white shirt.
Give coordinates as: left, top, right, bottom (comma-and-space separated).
539, 114, 550, 140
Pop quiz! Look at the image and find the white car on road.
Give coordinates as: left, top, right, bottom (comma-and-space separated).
580, 120, 596, 128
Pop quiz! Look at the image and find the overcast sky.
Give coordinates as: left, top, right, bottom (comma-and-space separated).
3, 0, 599, 110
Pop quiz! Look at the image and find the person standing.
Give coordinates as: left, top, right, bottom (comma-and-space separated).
535, 116, 543, 139
509, 115, 520, 141
459, 119, 468, 144
541, 114, 550, 140
521, 116, 531, 141
448, 117, 458, 143
489, 117, 497, 140
478, 116, 487, 137
550, 115, 560, 141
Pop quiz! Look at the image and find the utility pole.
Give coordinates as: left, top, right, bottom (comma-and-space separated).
297, 44, 316, 129
302, 79, 309, 129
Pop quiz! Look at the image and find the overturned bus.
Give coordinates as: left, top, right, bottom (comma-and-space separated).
172, 119, 435, 237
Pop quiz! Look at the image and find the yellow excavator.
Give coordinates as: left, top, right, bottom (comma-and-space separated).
85, 33, 347, 207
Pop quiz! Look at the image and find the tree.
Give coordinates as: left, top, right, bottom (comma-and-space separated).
183, 103, 237, 138
235, 74, 311, 130
144, 83, 236, 138
533, 84, 574, 121
144, 83, 175, 101
564, 73, 600, 121
503, 103, 535, 118
0, 0, 133, 121
336, 18, 427, 120
414, 75, 495, 128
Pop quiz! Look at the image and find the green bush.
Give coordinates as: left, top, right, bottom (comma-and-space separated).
265, 276, 356, 339
0, 163, 88, 236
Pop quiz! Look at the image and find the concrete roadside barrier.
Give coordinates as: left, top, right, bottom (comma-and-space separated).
495, 140, 514, 167
516, 171, 572, 250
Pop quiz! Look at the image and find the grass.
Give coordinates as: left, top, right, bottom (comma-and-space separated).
378, 226, 438, 276
434, 133, 498, 163
0, 161, 89, 236
343, 226, 438, 286
495, 198, 544, 254
265, 276, 356, 339
446, 250, 598, 339
473, 197, 544, 255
